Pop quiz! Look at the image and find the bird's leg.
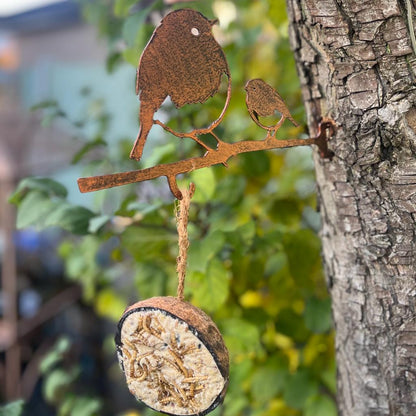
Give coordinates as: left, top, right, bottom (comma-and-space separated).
153, 119, 213, 153
266, 116, 286, 139
274, 115, 286, 132
188, 134, 212, 153
210, 131, 226, 146
210, 131, 228, 167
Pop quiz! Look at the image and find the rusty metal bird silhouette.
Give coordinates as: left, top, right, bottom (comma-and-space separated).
130, 9, 231, 161
77, 11, 336, 199
245, 79, 299, 135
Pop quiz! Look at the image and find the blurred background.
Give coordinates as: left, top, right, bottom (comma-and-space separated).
0, 1, 336, 415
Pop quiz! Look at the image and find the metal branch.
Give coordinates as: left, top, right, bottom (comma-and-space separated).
77, 119, 335, 200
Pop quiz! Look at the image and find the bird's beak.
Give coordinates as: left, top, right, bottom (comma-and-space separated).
209, 18, 219, 27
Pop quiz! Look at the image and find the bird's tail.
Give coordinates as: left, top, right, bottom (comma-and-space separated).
130, 107, 153, 161
130, 126, 146, 161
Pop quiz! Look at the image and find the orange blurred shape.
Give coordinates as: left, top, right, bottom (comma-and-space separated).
0, 39, 19, 70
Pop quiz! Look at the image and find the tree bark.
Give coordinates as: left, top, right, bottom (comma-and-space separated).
286, 1, 416, 415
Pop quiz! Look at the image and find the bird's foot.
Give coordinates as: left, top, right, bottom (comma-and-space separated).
274, 116, 285, 132
191, 136, 212, 152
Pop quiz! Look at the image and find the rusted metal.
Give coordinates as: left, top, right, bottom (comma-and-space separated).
78, 118, 335, 200
78, 9, 335, 200
130, 9, 230, 161
245, 78, 299, 133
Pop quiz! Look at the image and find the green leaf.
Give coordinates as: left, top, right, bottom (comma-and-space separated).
223, 396, 249, 416
125, 200, 164, 217
16, 191, 59, 229
122, 14, 142, 47
114, 0, 137, 17
59, 395, 76, 416
216, 175, 246, 205
40, 337, 71, 374
134, 263, 168, 299
43, 368, 79, 404
122, 8, 151, 47
0, 400, 24, 416
142, 143, 176, 168
265, 252, 287, 277
228, 359, 253, 394
10, 177, 67, 205
68, 396, 101, 416
276, 308, 309, 342
320, 361, 337, 395
240, 151, 270, 178
187, 168, 216, 203
238, 220, 256, 246
71, 138, 106, 164
121, 47, 139, 66
94, 289, 126, 322
282, 229, 322, 290
283, 370, 319, 410
270, 198, 303, 226
121, 225, 175, 262
61, 236, 102, 300
188, 259, 230, 312
88, 215, 111, 234
205, 407, 221, 416
250, 364, 287, 403
269, 0, 290, 27
188, 230, 225, 273
41, 110, 66, 127
222, 318, 263, 358
106, 51, 122, 73
44, 204, 96, 235
30, 100, 58, 111
304, 395, 337, 416
59, 395, 102, 416
304, 297, 332, 333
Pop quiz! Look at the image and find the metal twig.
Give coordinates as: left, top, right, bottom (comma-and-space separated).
78, 119, 335, 200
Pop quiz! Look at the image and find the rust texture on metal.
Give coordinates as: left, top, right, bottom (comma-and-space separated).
245, 78, 299, 133
78, 119, 336, 200
130, 9, 230, 161
78, 8, 335, 200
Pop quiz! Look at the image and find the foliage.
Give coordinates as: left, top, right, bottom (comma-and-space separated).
0, 401, 25, 416
39, 338, 102, 416
11, 0, 336, 415
10, 177, 95, 235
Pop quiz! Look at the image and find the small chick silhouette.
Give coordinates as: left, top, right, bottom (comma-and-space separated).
130, 9, 230, 161
245, 79, 299, 134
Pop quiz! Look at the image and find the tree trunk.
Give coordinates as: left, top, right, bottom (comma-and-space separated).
286, 1, 416, 415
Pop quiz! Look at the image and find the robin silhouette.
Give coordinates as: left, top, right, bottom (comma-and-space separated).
245, 79, 299, 134
130, 9, 230, 161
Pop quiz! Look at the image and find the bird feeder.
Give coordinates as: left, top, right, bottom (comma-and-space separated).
77, 7, 336, 416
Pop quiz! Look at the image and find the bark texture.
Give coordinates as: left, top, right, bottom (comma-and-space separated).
286, 1, 416, 415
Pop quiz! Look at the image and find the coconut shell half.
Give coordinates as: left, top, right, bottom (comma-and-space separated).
115, 296, 229, 416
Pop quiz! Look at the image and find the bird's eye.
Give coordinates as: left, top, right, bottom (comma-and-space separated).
191, 27, 200, 36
